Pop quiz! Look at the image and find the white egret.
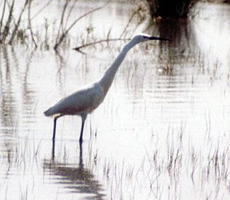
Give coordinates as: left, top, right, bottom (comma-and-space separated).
44, 33, 169, 143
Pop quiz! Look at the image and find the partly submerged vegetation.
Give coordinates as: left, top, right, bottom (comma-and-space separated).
0, 0, 230, 200
1, 0, 230, 51
0, 0, 147, 51
0, 0, 110, 50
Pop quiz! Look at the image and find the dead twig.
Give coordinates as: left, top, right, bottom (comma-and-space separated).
119, 8, 138, 39
54, 0, 111, 51
27, 0, 37, 48
73, 38, 130, 52
0, 0, 7, 40
31, 0, 53, 20
1, 0, 15, 43
55, 0, 70, 47
9, 0, 30, 45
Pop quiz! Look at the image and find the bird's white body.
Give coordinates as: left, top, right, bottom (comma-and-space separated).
45, 38, 129, 119
44, 82, 104, 117
44, 34, 169, 143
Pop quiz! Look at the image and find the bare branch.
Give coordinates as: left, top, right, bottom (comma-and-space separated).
31, 0, 53, 20
54, 0, 111, 50
0, 0, 7, 40
2, 0, 15, 42
73, 38, 130, 52
9, 0, 30, 45
55, 0, 70, 45
119, 9, 137, 39
64, 0, 79, 31
27, 0, 37, 48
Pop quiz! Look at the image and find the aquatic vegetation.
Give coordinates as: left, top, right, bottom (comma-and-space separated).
0, 1, 229, 200
0, 0, 145, 51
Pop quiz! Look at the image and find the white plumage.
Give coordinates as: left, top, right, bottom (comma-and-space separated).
44, 34, 169, 143
44, 83, 104, 117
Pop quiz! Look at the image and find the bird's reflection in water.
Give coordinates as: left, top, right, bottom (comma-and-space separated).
44, 142, 105, 199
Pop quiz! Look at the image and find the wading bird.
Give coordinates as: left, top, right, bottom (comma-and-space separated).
44, 33, 169, 143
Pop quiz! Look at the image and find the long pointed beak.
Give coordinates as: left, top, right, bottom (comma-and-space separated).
149, 36, 170, 41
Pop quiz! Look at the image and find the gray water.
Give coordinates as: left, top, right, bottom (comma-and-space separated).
0, 1, 230, 200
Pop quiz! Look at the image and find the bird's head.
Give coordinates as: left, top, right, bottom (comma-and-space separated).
131, 33, 169, 44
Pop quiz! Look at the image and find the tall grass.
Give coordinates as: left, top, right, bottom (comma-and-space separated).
0, 0, 113, 50
53, 0, 111, 51
0, 0, 41, 46
0, 0, 144, 51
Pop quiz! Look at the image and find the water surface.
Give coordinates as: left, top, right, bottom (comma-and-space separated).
0, 1, 230, 200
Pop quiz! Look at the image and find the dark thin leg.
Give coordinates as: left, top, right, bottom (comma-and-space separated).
78, 142, 83, 169
52, 116, 59, 159
53, 117, 58, 142
52, 138, 55, 160
79, 118, 85, 144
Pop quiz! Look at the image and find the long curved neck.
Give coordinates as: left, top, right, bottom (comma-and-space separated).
99, 40, 137, 95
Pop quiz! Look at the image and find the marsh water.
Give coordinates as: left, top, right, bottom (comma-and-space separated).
0, 1, 230, 200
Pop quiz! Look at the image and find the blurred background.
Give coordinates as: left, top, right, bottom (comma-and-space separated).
0, 0, 230, 199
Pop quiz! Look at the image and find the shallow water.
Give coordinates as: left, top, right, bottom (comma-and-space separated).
0, 1, 230, 200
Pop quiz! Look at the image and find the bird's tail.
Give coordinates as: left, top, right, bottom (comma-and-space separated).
44, 108, 54, 117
